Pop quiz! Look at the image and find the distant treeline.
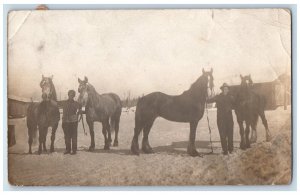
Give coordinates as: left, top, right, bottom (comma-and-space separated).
121, 97, 139, 108
121, 91, 143, 108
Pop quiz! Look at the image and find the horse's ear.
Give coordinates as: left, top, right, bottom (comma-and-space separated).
78, 78, 82, 83
210, 68, 213, 73
249, 74, 251, 78
51, 75, 53, 80
42, 74, 44, 79
202, 68, 205, 74
84, 76, 88, 83
240, 74, 243, 79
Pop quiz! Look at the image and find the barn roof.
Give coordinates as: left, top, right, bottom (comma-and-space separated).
8, 95, 39, 103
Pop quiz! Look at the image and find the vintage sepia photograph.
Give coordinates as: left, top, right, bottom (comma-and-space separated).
7, 8, 291, 186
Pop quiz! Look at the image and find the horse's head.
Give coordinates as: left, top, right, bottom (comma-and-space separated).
240, 74, 253, 88
78, 76, 89, 107
40, 75, 54, 101
202, 68, 214, 97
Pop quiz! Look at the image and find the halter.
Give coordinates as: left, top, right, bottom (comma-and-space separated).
40, 79, 54, 101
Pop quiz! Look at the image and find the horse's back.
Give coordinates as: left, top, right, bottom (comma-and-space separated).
137, 92, 170, 109
99, 93, 122, 116
107, 93, 122, 108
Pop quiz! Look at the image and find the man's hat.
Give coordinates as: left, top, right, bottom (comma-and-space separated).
68, 90, 76, 97
220, 83, 229, 90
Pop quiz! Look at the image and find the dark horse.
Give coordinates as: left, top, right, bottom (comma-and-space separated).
131, 68, 214, 157
233, 74, 272, 149
27, 75, 60, 154
78, 77, 122, 150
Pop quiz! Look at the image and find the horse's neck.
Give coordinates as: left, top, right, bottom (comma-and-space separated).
238, 85, 251, 101
50, 83, 57, 101
186, 77, 207, 102
87, 85, 102, 107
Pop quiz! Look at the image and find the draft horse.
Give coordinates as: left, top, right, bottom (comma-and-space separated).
234, 74, 272, 150
27, 75, 60, 154
77, 77, 122, 150
131, 68, 214, 157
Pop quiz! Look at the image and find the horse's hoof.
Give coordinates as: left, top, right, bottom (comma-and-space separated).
38, 151, 42, 155
187, 147, 199, 157
113, 141, 118, 147
50, 149, 54, 153
246, 143, 251, 148
131, 149, 140, 156
131, 146, 140, 155
240, 143, 246, 150
131, 140, 140, 155
28, 151, 32, 154
104, 145, 110, 150
88, 146, 95, 151
142, 147, 154, 154
188, 150, 199, 157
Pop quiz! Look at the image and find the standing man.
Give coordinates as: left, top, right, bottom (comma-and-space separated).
62, 90, 80, 155
207, 83, 235, 155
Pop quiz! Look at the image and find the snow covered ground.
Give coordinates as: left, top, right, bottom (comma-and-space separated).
8, 106, 291, 186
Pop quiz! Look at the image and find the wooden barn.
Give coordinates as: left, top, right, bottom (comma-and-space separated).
7, 95, 34, 119
228, 74, 291, 110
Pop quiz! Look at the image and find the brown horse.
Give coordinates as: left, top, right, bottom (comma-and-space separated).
27, 75, 60, 154
131, 68, 214, 157
77, 77, 122, 151
233, 74, 271, 149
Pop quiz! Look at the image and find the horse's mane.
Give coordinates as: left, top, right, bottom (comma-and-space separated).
49, 80, 57, 101
86, 83, 101, 106
86, 83, 98, 95
185, 74, 208, 99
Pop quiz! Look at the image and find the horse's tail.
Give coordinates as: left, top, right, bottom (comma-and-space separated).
109, 93, 122, 133
134, 97, 143, 128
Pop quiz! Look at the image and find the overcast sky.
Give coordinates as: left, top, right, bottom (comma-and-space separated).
8, 9, 291, 100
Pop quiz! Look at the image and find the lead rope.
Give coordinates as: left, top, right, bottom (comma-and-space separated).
77, 110, 87, 136
205, 102, 214, 154
205, 87, 215, 154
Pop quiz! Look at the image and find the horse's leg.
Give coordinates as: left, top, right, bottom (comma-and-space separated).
259, 110, 272, 141
87, 121, 95, 151
245, 121, 251, 148
187, 120, 199, 157
131, 121, 143, 155
42, 127, 48, 152
28, 124, 36, 154
142, 118, 156, 154
238, 120, 246, 150
103, 120, 110, 150
113, 116, 120, 147
50, 123, 58, 152
28, 132, 33, 154
250, 115, 258, 143
38, 127, 44, 155
107, 119, 112, 146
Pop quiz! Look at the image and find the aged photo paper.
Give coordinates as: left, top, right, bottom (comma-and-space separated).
7, 9, 291, 186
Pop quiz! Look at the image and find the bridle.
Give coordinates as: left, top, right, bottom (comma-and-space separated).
40, 79, 53, 100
